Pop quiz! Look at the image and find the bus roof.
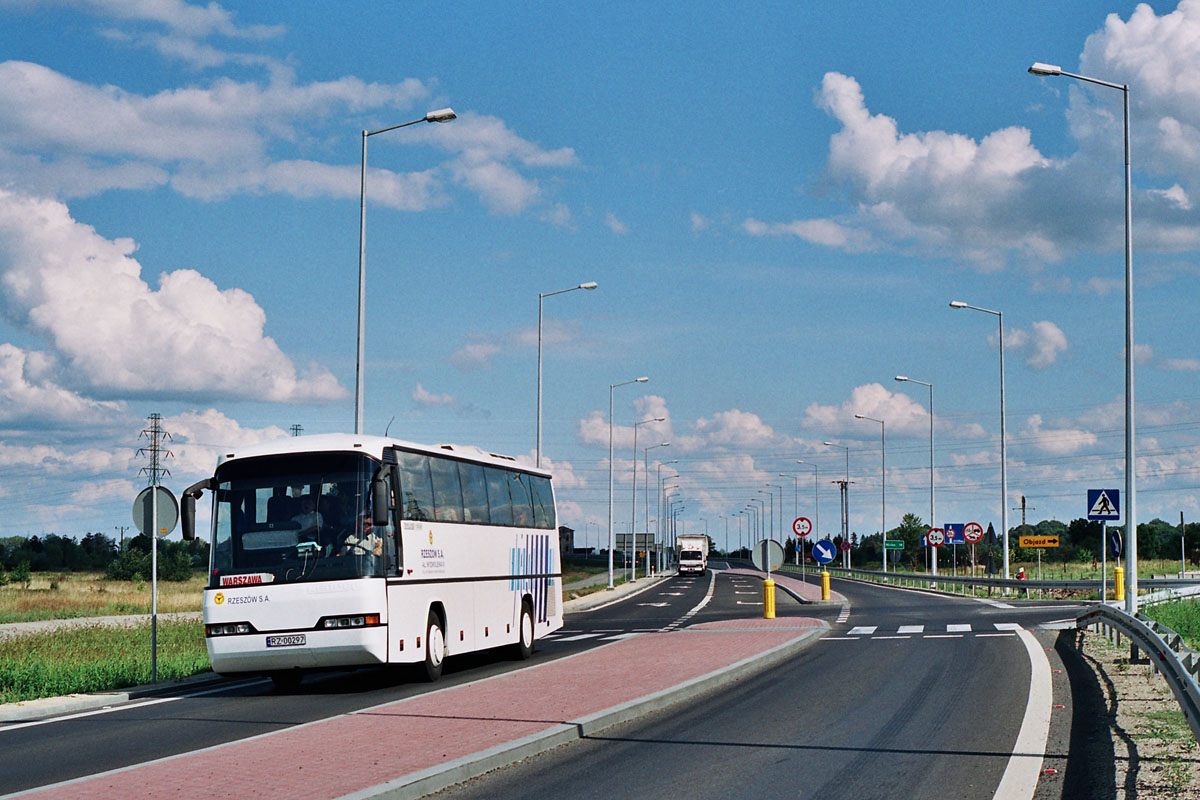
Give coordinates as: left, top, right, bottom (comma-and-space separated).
215, 433, 551, 477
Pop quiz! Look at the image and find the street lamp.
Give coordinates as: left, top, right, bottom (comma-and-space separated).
644, 442, 669, 576
949, 301, 1009, 580
630, 420, 665, 580
767, 484, 783, 541
855, 414, 887, 572
797, 460, 818, 570
608, 376, 649, 589
356, 108, 456, 435
537, 281, 598, 467
658, 462, 679, 571
1028, 62, 1138, 612
895, 376, 936, 576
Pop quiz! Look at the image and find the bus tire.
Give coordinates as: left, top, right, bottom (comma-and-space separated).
423, 610, 446, 682
514, 601, 535, 660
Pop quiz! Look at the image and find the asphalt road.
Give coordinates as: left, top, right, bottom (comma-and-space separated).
0, 572, 719, 796
438, 568, 1086, 800
0, 568, 1085, 798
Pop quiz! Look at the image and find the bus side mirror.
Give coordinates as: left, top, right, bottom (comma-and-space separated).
181, 478, 216, 541
371, 470, 391, 527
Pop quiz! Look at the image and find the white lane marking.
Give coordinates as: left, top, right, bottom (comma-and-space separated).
555, 633, 604, 641
873, 636, 910, 640
836, 606, 850, 624
820, 637, 860, 641
994, 623, 1022, 631
977, 633, 1016, 638
736, 601, 763, 606
947, 624, 972, 633
847, 626, 877, 636
0, 679, 264, 733
992, 628, 1053, 800
924, 634, 962, 639
897, 625, 924, 635
636, 602, 669, 608
599, 633, 642, 641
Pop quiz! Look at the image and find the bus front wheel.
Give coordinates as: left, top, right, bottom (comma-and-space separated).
423, 611, 446, 682
514, 601, 534, 660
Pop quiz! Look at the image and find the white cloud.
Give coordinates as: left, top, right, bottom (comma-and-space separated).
450, 341, 502, 370
803, 383, 933, 438
161, 408, 289, 476
0, 343, 127, 427
1163, 357, 1200, 371
690, 212, 711, 233
0, 189, 345, 402
1027, 321, 1069, 368
51, 0, 287, 39
604, 213, 628, 235
412, 383, 456, 408
743, 216, 875, 251
1022, 414, 1098, 455
452, 319, 584, 371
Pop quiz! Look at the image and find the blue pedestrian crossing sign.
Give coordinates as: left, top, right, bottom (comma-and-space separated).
1087, 489, 1120, 521
811, 539, 837, 565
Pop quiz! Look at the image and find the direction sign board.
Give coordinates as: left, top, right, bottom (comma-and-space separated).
792, 517, 812, 538
1019, 535, 1060, 548
132, 486, 178, 538
883, 539, 905, 550
963, 522, 984, 543
941, 524, 966, 545
811, 540, 836, 564
1087, 489, 1121, 521
926, 528, 945, 547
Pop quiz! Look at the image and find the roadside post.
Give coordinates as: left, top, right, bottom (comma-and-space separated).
752, 539, 784, 618
792, 516, 811, 585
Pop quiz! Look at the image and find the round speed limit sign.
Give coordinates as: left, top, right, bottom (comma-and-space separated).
927, 528, 945, 547
792, 517, 812, 537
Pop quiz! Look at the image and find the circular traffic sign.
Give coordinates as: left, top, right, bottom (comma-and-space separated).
927, 528, 945, 547
963, 522, 984, 543
132, 486, 179, 538
792, 516, 812, 537
751, 538, 786, 572
811, 539, 836, 565
839, 540, 851, 552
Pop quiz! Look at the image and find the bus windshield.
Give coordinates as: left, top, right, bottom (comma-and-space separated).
209, 451, 390, 587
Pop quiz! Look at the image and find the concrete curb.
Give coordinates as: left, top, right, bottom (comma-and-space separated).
0, 672, 226, 723
338, 621, 829, 800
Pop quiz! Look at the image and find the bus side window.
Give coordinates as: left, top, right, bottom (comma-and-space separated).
530, 476, 555, 529
509, 472, 534, 528
459, 462, 490, 524
398, 452, 434, 521
429, 456, 464, 522
484, 466, 513, 527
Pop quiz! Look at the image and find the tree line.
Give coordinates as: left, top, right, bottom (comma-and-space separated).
0, 533, 209, 583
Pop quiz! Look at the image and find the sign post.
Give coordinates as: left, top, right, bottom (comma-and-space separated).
792, 516, 812, 582
963, 522, 983, 574
132, 485, 178, 683
1089, 489, 1121, 604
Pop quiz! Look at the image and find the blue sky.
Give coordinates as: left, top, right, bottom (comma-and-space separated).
0, 0, 1197, 553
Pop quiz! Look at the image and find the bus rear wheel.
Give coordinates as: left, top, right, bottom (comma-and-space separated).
423, 611, 446, 682
514, 601, 534, 660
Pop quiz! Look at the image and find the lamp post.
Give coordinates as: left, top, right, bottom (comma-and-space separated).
658, 463, 679, 571
824, 442, 850, 568
644, 442, 669, 576
630, 417, 665, 582
767, 484, 783, 542
854, 414, 887, 572
357, 108, 456, 435
608, 376, 649, 589
949, 301, 1010, 580
797, 460, 818, 573
537, 281, 598, 467
895, 376, 936, 577
1028, 61, 1138, 613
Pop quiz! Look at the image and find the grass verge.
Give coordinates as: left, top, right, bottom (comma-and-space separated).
1142, 598, 1200, 650
0, 619, 210, 704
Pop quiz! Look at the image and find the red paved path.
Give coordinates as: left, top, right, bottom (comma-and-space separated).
25, 616, 824, 800
724, 567, 848, 604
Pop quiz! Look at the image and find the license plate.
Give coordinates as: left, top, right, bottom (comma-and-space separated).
266, 634, 306, 648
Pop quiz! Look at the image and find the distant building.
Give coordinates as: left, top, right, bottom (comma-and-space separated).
558, 525, 574, 557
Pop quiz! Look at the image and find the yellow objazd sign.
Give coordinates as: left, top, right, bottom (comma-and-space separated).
1019, 535, 1060, 548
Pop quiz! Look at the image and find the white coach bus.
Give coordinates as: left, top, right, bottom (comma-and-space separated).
181, 434, 563, 688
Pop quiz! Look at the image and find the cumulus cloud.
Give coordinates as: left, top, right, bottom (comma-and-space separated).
803, 383, 937, 438
604, 213, 628, 235
1022, 414, 1098, 455
451, 319, 585, 372
411, 383, 456, 408
163, 408, 289, 475
0, 189, 345, 402
0, 343, 127, 427
1163, 357, 1200, 371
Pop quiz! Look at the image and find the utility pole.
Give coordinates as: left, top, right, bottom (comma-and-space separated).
137, 413, 172, 683
114, 525, 130, 550
290, 424, 303, 437
1011, 495, 1035, 532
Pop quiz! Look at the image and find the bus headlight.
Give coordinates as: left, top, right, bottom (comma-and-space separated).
206, 622, 253, 636
319, 614, 381, 629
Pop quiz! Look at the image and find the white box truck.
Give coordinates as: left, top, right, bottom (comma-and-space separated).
675, 534, 709, 575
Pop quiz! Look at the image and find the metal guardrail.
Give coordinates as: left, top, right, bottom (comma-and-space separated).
797, 565, 1200, 597
1077, 603, 1200, 744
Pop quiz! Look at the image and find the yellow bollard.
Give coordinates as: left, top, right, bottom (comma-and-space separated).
1114, 566, 1124, 603
763, 579, 776, 619
820, 570, 830, 601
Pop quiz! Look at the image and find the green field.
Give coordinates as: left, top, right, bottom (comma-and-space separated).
0, 619, 210, 705
1143, 599, 1200, 649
